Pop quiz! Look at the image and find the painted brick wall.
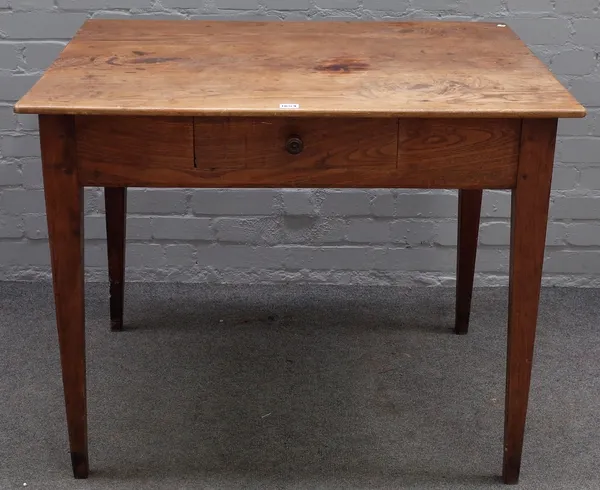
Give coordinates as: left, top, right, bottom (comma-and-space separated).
0, 0, 599, 286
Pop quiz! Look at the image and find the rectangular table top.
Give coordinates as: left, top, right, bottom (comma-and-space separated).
15, 19, 584, 119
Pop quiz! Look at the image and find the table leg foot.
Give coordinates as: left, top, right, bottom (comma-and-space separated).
502, 457, 520, 485
71, 452, 89, 479
110, 318, 123, 331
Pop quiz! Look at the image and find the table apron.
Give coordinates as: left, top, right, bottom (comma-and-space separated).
75, 116, 521, 189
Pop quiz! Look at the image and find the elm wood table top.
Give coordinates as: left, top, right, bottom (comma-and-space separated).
15, 19, 585, 486
15, 19, 584, 118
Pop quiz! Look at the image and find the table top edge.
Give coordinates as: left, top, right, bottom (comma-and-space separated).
14, 103, 587, 119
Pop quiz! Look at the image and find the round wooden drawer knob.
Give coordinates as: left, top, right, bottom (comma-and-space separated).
285, 135, 304, 155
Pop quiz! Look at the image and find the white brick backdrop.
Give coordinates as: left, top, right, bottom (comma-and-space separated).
0, 0, 599, 286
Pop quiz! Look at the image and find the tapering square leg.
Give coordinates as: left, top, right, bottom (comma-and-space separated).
40, 115, 88, 479
104, 187, 127, 331
503, 119, 557, 484
455, 189, 483, 335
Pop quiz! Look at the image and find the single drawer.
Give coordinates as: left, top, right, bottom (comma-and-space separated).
76, 116, 194, 182
194, 117, 398, 172
77, 115, 520, 189
397, 118, 520, 188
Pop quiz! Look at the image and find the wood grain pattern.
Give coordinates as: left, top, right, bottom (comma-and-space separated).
398, 119, 520, 188
79, 160, 515, 189
455, 189, 482, 335
39, 115, 88, 479
503, 118, 557, 484
79, 116, 518, 189
194, 117, 397, 170
76, 116, 194, 173
21, 19, 568, 484
15, 20, 584, 118
105, 187, 126, 331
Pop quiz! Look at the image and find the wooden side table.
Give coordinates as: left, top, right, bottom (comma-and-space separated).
15, 19, 585, 484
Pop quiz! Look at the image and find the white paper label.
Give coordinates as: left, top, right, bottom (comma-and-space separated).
279, 103, 300, 109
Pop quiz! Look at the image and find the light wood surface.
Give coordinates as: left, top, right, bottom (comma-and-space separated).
16, 20, 584, 118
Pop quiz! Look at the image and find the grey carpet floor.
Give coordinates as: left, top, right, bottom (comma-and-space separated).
1, 282, 599, 490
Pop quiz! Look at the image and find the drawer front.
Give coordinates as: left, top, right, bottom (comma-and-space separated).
77, 115, 519, 189
77, 116, 194, 182
397, 118, 520, 188
194, 117, 398, 172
